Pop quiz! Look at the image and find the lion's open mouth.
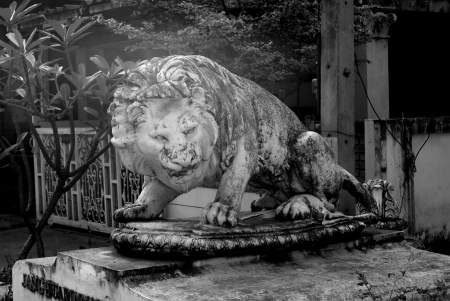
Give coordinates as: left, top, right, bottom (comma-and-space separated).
166, 162, 200, 178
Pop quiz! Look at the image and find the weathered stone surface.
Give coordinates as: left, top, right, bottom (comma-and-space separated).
108, 55, 379, 230
111, 214, 366, 258
13, 230, 450, 301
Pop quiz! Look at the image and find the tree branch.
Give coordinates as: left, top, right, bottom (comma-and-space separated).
49, 119, 62, 174
23, 112, 57, 171
65, 107, 76, 172
66, 140, 112, 179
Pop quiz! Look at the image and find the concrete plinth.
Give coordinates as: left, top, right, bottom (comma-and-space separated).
13, 229, 450, 301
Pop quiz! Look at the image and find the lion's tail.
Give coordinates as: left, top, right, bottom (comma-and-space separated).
340, 167, 379, 219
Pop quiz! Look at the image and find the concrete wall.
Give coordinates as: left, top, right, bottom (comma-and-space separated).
413, 132, 450, 249
365, 117, 450, 251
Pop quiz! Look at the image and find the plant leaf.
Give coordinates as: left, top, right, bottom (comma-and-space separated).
27, 36, 50, 52
6, 33, 20, 48
16, 88, 26, 97
12, 28, 25, 50
15, 0, 32, 16
0, 56, 13, 64
0, 8, 13, 24
68, 32, 91, 46
16, 4, 40, 19
46, 19, 67, 42
66, 17, 85, 39
60, 83, 70, 104
67, 22, 94, 44
0, 143, 19, 161
90, 55, 109, 73
84, 107, 102, 120
0, 40, 16, 52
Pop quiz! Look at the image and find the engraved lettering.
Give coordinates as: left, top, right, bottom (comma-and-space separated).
21, 274, 97, 301
63, 287, 72, 301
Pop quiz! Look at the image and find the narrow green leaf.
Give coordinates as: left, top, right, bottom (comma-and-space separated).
32, 44, 59, 53
60, 83, 70, 103
81, 128, 97, 134
9, 2, 17, 13
46, 105, 62, 111
16, 3, 40, 18
99, 128, 110, 140
16, 88, 26, 97
78, 63, 86, 78
15, 0, 32, 16
66, 18, 85, 39
0, 56, 13, 64
40, 31, 64, 45
46, 19, 67, 42
50, 92, 61, 103
24, 27, 37, 48
64, 74, 81, 90
0, 143, 19, 161
96, 74, 106, 92
27, 36, 50, 52
1, 137, 11, 147
16, 132, 28, 145
112, 64, 123, 75
67, 22, 94, 44
114, 56, 124, 69
12, 28, 25, 50
25, 52, 35, 67
84, 107, 102, 120
90, 55, 109, 70
67, 32, 91, 46
0, 8, 12, 23
67, 45, 79, 52
5, 33, 20, 48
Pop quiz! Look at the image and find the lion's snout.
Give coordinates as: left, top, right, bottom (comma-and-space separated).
160, 143, 201, 174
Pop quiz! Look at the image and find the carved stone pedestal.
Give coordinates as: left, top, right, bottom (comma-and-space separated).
111, 212, 366, 258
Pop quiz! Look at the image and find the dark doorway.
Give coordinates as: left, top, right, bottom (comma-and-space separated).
389, 11, 450, 118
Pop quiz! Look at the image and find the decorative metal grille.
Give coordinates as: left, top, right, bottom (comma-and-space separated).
42, 135, 67, 217
120, 164, 145, 206
79, 135, 106, 224
34, 128, 136, 233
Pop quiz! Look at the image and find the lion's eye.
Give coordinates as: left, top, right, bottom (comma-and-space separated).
156, 135, 168, 142
184, 128, 195, 135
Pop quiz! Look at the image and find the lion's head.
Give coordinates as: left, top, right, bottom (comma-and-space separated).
108, 55, 246, 192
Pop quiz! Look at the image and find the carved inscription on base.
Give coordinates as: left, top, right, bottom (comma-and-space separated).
21, 274, 102, 301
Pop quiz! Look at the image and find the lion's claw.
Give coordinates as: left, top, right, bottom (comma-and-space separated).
113, 204, 148, 223
200, 202, 239, 227
275, 196, 312, 220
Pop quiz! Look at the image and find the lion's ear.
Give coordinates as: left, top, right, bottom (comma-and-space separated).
190, 87, 206, 106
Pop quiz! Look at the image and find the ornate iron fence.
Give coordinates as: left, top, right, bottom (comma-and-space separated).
34, 127, 145, 233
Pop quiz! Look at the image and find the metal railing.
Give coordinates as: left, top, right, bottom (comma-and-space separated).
34, 127, 145, 233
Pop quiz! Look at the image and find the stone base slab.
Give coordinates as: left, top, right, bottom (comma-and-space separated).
14, 228, 449, 301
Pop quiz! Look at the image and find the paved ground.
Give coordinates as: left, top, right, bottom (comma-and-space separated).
0, 214, 111, 297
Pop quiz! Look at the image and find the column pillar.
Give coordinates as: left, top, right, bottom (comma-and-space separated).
356, 12, 397, 120
321, 0, 355, 214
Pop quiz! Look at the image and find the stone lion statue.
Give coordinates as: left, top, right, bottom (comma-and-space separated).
108, 55, 378, 227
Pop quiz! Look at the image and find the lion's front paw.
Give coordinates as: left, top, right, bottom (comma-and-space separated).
113, 204, 153, 223
200, 202, 239, 227
275, 196, 313, 221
